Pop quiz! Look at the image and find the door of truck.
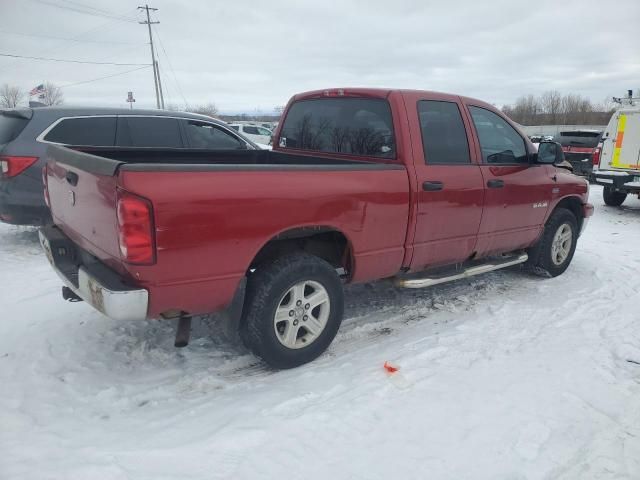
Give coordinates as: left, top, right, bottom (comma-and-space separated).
404, 93, 484, 270
464, 104, 553, 256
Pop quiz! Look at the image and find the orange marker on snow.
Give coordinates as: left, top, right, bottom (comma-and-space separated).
384, 361, 399, 373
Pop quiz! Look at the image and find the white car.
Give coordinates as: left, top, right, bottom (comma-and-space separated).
229, 123, 272, 146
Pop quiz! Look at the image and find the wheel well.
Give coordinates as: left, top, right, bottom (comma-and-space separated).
554, 196, 583, 230
250, 227, 352, 277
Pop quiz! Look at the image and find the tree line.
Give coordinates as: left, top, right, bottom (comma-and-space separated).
0, 82, 64, 108
502, 91, 617, 126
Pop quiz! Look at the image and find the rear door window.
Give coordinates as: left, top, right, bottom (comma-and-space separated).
184, 121, 244, 149
116, 116, 183, 148
279, 98, 395, 158
43, 117, 116, 146
469, 106, 527, 164
418, 100, 470, 164
0, 113, 29, 144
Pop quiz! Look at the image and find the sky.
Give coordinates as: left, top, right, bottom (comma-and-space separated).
0, 0, 639, 114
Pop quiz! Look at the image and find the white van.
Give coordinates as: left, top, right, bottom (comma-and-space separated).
593, 106, 640, 206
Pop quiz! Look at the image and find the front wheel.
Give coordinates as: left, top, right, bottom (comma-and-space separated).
240, 253, 344, 369
526, 208, 578, 277
603, 186, 627, 206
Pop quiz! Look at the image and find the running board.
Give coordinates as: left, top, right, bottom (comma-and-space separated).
395, 253, 528, 289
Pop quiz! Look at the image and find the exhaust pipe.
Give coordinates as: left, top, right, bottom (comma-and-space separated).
174, 315, 192, 348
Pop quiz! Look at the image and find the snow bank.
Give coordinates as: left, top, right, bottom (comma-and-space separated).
1, 186, 639, 479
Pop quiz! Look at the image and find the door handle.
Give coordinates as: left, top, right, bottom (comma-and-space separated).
487, 179, 504, 189
423, 181, 443, 191
65, 171, 79, 186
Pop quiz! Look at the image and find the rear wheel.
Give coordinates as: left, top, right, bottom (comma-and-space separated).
240, 253, 344, 369
526, 208, 578, 277
603, 186, 627, 206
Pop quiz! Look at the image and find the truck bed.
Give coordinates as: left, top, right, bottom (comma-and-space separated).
45, 145, 411, 318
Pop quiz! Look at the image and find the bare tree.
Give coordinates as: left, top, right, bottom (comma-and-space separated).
540, 90, 562, 124
503, 91, 615, 125
40, 82, 64, 106
187, 102, 218, 118
510, 94, 540, 125
0, 84, 24, 108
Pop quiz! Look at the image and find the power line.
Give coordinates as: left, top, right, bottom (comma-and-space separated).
0, 28, 143, 45
0, 52, 150, 66
1, 8, 141, 69
153, 25, 189, 108
59, 65, 152, 89
33, 0, 138, 23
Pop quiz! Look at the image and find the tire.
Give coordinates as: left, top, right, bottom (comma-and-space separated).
240, 253, 344, 369
603, 186, 627, 206
526, 208, 578, 277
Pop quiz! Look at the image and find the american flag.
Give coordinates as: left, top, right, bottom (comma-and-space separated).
29, 84, 45, 97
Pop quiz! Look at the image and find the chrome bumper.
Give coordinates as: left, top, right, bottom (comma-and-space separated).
39, 229, 148, 321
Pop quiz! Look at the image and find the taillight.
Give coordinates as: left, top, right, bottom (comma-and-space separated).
0, 156, 38, 178
42, 166, 50, 208
116, 190, 155, 265
592, 146, 601, 168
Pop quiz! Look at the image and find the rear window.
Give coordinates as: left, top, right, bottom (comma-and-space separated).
117, 117, 183, 148
555, 131, 601, 148
0, 113, 29, 144
279, 98, 395, 158
43, 117, 116, 146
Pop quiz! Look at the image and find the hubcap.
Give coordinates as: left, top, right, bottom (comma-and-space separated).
551, 223, 573, 266
273, 280, 330, 349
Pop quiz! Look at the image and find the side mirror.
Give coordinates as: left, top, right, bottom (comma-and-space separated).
536, 141, 564, 164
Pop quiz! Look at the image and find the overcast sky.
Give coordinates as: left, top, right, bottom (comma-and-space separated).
1, 0, 639, 113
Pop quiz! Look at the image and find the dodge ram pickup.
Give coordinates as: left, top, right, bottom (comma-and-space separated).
40, 88, 593, 368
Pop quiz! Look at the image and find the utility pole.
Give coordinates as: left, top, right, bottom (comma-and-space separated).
155, 60, 165, 109
138, 5, 163, 109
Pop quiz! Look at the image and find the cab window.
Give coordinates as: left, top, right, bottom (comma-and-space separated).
469, 106, 527, 164
418, 100, 470, 164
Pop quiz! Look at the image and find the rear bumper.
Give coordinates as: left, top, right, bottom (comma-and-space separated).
593, 171, 640, 192
39, 226, 148, 321
564, 154, 593, 177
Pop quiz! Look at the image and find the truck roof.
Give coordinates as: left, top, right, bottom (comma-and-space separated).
291, 87, 494, 109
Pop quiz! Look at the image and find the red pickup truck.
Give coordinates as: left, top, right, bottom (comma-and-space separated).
40, 88, 593, 368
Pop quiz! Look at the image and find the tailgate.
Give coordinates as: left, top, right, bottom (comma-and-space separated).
46, 145, 124, 269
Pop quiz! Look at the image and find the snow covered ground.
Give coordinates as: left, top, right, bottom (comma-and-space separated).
1, 185, 639, 480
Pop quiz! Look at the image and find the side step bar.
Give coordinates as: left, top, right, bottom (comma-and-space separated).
395, 253, 528, 289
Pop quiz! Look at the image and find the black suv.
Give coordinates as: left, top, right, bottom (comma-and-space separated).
0, 107, 258, 225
